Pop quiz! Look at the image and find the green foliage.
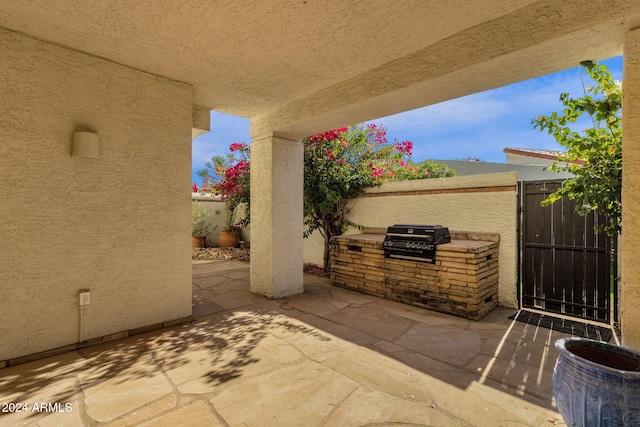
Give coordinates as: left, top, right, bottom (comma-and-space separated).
198, 143, 250, 232
192, 202, 211, 237
198, 124, 456, 270
532, 60, 621, 237
303, 124, 430, 270
418, 160, 457, 178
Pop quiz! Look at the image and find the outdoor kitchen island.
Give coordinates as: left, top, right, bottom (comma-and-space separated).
330, 229, 499, 320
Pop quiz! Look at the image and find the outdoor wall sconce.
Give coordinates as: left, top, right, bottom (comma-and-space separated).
71, 131, 100, 159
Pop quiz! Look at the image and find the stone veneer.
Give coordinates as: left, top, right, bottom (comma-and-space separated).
330, 230, 499, 320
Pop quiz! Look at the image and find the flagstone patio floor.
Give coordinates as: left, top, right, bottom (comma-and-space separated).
0, 259, 570, 426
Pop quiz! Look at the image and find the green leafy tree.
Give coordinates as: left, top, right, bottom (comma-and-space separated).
303, 124, 432, 270
418, 160, 457, 178
532, 60, 621, 237
198, 124, 455, 270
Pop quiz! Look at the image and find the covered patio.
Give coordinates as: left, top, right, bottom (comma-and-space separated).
1, 260, 567, 426
2, 2, 640, 424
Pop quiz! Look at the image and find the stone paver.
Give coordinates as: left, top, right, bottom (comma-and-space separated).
78, 345, 174, 423
138, 400, 224, 427
0, 259, 569, 426
395, 323, 483, 366
324, 387, 469, 427
211, 361, 359, 426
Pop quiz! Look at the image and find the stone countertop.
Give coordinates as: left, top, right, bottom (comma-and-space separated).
332, 233, 498, 252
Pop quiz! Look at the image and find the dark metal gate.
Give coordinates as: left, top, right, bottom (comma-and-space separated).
519, 180, 616, 323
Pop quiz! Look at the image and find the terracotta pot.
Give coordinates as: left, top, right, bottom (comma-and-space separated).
191, 236, 206, 248
218, 231, 239, 248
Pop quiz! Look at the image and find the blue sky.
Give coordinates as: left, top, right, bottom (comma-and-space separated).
192, 56, 623, 186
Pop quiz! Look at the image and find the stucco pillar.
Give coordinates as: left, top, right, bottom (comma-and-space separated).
249, 133, 304, 298
621, 28, 640, 350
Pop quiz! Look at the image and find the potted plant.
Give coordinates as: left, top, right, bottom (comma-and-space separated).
216, 202, 243, 247
192, 202, 211, 248
198, 142, 251, 248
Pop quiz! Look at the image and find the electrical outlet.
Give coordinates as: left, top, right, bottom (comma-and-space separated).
79, 290, 90, 306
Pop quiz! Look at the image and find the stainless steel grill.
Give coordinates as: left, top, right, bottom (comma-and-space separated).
383, 224, 451, 263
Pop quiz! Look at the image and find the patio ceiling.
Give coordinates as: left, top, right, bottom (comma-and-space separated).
1, 1, 639, 138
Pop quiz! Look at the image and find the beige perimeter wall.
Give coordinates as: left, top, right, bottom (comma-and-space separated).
192, 196, 250, 246
0, 30, 193, 361
304, 172, 519, 308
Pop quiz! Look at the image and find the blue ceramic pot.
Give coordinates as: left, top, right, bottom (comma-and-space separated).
554, 337, 640, 427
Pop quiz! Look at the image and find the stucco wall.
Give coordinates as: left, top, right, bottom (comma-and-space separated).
0, 30, 193, 360
192, 196, 250, 245
437, 160, 575, 181
303, 172, 519, 308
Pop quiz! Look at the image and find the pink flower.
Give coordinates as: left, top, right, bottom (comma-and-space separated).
308, 127, 349, 143
368, 163, 385, 178
395, 140, 413, 156
324, 149, 336, 161
229, 142, 247, 152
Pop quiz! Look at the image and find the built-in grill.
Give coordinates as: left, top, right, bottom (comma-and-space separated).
383, 224, 451, 263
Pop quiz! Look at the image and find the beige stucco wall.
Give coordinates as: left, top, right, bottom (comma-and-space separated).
303, 172, 519, 308
0, 30, 193, 360
192, 196, 250, 245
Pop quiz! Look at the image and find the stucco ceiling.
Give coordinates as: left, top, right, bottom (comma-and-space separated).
1, 0, 640, 138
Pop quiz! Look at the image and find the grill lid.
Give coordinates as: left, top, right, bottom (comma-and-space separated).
385, 224, 451, 244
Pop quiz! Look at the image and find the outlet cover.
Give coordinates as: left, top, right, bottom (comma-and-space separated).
79, 290, 90, 306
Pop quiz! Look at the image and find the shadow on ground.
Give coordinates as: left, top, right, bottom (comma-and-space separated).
286, 274, 568, 411
0, 259, 566, 426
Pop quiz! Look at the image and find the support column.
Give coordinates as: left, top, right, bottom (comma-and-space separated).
249, 133, 304, 298
621, 28, 640, 350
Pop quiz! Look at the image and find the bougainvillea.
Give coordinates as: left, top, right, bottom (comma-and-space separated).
197, 124, 455, 266
198, 142, 250, 232
303, 124, 431, 270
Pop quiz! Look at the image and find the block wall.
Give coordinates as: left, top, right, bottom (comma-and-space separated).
305, 172, 518, 308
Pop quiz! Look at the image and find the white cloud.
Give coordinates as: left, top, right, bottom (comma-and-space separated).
191, 56, 623, 178
367, 57, 622, 163
192, 111, 250, 164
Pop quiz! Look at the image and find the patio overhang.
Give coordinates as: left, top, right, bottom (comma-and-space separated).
191, 105, 211, 139
250, 1, 636, 140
